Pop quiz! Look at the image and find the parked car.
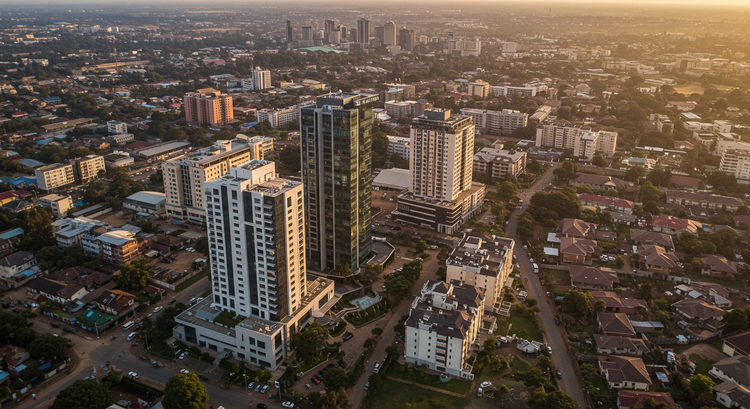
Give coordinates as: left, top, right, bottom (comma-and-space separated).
260, 385, 269, 393
374, 363, 380, 373
254, 383, 263, 392
180, 369, 190, 374
63, 327, 75, 333
247, 382, 255, 389
50, 323, 60, 328
84, 376, 96, 381
282, 401, 295, 408
305, 383, 312, 390
168, 299, 177, 305
556, 370, 562, 379
364, 382, 370, 390
256, 404, 267, 409
311, 377, 320, 385
153, 306, 163, 313
128, 372, 138, 379
480, 381, 493, 388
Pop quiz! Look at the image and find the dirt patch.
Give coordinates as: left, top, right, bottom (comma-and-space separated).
96, 210, 135, 228
677, 343, 726, 362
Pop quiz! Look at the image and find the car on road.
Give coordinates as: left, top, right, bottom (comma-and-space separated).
305, 383, 312, 390
415, 257, 423, 261
63, 327, 75, 333
180, 369, 190, 374
153, 306, 163, 313
282, 402, 295, 408
364, 382, 370, 390
311, 376, 321, 385
147, 313, 153, 317
127, 332, 137, 340
50, 322, 60, 328
128, 372, 138, 379
374, 363, 380, 373
556, 370, 562, 379
256, 404, 267, 409
84, 376, 96, 381
168, 299, 177, 305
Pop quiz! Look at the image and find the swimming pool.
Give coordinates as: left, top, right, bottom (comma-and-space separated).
351, 294, 378, 309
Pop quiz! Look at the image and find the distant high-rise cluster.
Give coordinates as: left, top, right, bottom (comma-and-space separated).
286, 17, 418, 51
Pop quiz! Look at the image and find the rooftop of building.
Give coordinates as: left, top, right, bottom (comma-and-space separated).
398, 181, 484, 208
124, 191, 166, 205
447, 232, 513, 276
168, 139, 251, 166
40, 194, 70, 202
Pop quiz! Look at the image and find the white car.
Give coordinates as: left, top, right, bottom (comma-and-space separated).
282, 403, 295, 409
153, 306, 163, 313
127, 332, 137, 340
179, 352, 188, 360
128, 372, 138, 379
180, 369, 190, 374
480, 381, 493, 388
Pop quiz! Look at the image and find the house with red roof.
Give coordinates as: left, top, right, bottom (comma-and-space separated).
579, 194, 635, 214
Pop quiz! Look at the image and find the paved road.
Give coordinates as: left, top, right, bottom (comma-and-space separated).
16, 277, 276, 409
505, 164, 589, 408
349, 253, 441, 409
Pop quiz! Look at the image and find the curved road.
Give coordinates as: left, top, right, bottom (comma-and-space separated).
507, 164, 588, 407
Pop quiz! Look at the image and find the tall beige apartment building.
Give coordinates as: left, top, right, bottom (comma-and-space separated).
184, 88, 234, 126
397, 109, 485, 234
163, 139, 263, 222
383, 21, 397, 46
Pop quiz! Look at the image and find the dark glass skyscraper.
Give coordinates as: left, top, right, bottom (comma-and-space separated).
300, 93, 378, 274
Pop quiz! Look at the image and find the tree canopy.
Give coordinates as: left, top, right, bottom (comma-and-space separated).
29, 334, 69, 360
162, 372, 209, 409
290, 322, 328, 362
562, 290, 594, 317
51, 380, 112, 409
116, 258, 151, 290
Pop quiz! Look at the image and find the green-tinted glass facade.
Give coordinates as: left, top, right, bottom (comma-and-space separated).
300, 93, 377, 274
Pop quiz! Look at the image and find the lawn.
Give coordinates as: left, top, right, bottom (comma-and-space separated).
591, 375, 618, 397
709, 338, 724, 351
510, 356, 532, 373
689, 353, 716, 376
496, 315, 510, 336
175, 268, 210, 292
214, 311, 241, 328
387, 363, 473, 395
616, 225, 631, 241
369, 379, 469, 409
508, 310, 543, 341
546, 270, 571, 286
568, 323, 597, 334
683, 273, 744, 289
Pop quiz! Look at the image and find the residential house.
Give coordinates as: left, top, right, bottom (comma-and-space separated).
723, 331, 750, 357
715, 381, 750, 409
609, 211, 637, 226
579, 194, 635, 214
639, 245, 681, 275
96, 289, 136, 316
0, 345, 30, 376
570, 265, 620, 290
0, 251, 37, 279
710, 355, 750, 387
617, 390, 677, 409
570, 174, 635, 192
598, 312, 636, 337
666, 190, 744, 212
595, 335, 650, 356
673, 299, 726, 322
669, 175, 701, 192
700, 255, 738, 277
652, 215, 701, 236
599, 355, 652, 390
560, 237, 601, 265
26, 277, 86, 304
0, 228, 24, 254
590, 291, 648, 314
630, 229, 674, 250
559, 218, 597, 239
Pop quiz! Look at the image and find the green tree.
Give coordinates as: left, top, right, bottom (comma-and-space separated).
527, 390, 581, 409
366, 372, 383, 394
162, 372, 209, 409
723, 308, 749, 334
689, 374, 715, 397
640, 181, 662, 204
116, 258, 151, 290
415, 240, 428, 253
639, 283, 655, 301
279, 145, 301, 173
384, 274, 413, 301
371, 327, 383, 337
50, 379, 112, 409
647, 168, 672, 187
624, 166, 646, 182
21, 207, 56, 251
594, 299, 607, 313
322, 367, 349, 391
290, 322, 329, 362
562, 290, 594, 317
314, 388, 351, 409
149, 170, 164, 185
592, 154, 608, 168
538, 355, 552, 372
257, 367, 273, 383
391, 153, 409, 169
639, 398, 675, 409
498, 181, 519, 201
36, 245, 62, 270
336, 262, 352, 277
194, 236, 209, 255
29, 334, 69, 360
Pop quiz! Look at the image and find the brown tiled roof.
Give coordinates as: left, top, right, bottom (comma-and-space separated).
630, 229, 674, 249
669, 175, 701, 189
590, 291, 648, 311
618, 390, 676, 409
97, 289, 135, 313
667, 190, 744, 207
701, 254, 737, 274
560, 237, 600, 256
560, 218, 597, 238
569, 265, 619, 287
595, 335, 650, 353
600, 355, 651, 385
598, 312, 636, 336
673, 299, 726, 320
640, 245, 679, 269
571, 173, 634, 190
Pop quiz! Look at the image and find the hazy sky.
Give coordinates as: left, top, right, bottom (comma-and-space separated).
1, 0, 749, 4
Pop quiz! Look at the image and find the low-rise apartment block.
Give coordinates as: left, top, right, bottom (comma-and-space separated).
387, 136, 410, 159
39, 194, 74, 217
35, 163, 76, 192
473, 145, 527, 179
72, 155, 106, 184
405, 280, 485, 379
535, 123, 617, 159
257, 106, 298, 128
445, 232, 515, 312
460, 108, 528, 135
665, 190, 744, 212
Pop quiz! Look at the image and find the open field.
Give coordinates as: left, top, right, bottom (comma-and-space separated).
369, 379, 469, 409
673, 83, 737, 95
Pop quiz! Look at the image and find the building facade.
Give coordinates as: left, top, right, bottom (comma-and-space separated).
164, 139, 259, 222
536, 123, 617, 159
383, 21, 397, 45
397, 109, 484, 234
300, 93, 377, 274
460, 108, 528, 135
35, 163, 76, 192
357, 19, 370, 44
72, 155, 106, 184
251, 67, 272, 91
256, 107, 299, 128
184, 88, 234, 126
